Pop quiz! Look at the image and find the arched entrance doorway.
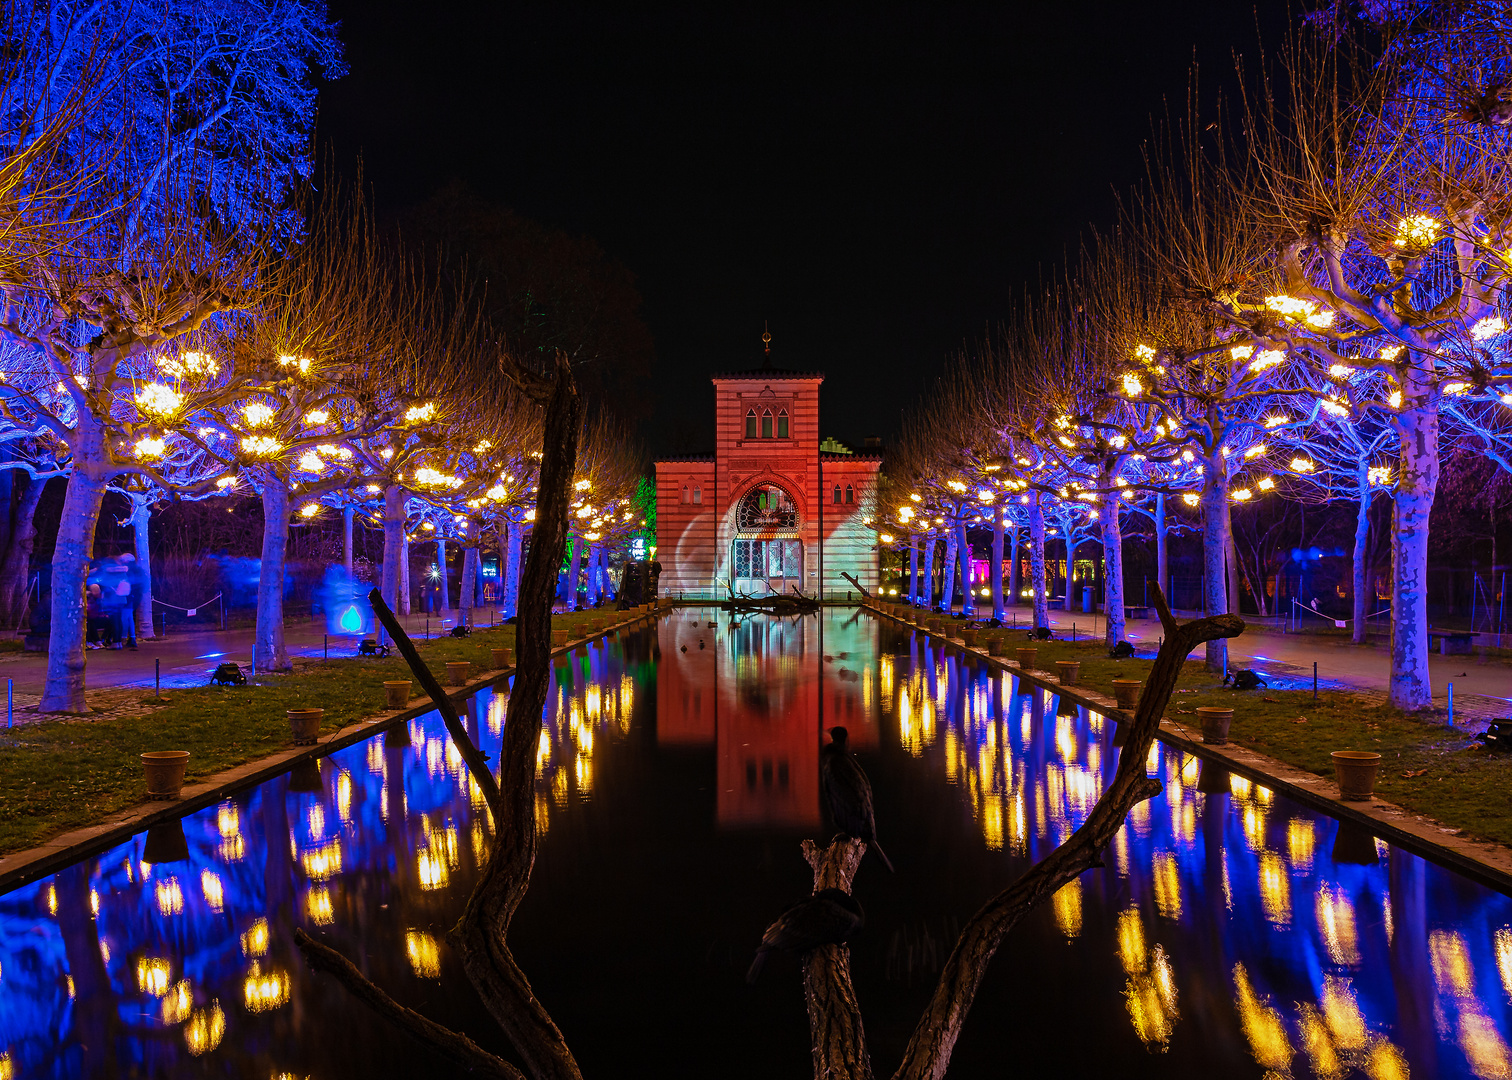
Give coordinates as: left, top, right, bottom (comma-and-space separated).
732, 482, 803, 596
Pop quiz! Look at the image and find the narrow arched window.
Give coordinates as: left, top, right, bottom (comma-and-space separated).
777, 410, 789, 438
682, 485, 689, 503
745, 409, 757, 439
833, 485, 842, 504
845, 484, 854, 504
693, 485, 702, 504
761, 410, 773, 438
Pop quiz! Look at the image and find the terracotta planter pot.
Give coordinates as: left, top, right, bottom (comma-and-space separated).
926, 617, 942, 633
552, 628, 569, 647
1112, 679, 1142, 709
1015, 647, 1038, 671
590, 618, 604, 635
1197, 706, 1234, 745
1332, 750, 1382, 801
987, 637, 1004, 657
491, 647, 513, 669
287, 708, 323, 745
141, 750, 190, 800
1055, 660, 1081, 685
1196, 760, 1230, 794
445, 661, 470, 687
959, 629, 978, 647
383, 680, 411, 709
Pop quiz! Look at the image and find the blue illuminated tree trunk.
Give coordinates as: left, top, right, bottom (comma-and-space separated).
460, 544, 477, 626
957, 521, 974, 618
127, 493, 158, 641
1200, 466, 1231, 672
0, 475, 43, 629
990, 512, 1005, 621
1008, 524, 1021, 603
1065, 537, 1080, 608
400, 532, 411, 615
255, 480, 291, 672
436, 536, 450, 616
1390, 396, 1439, 709
379, 485, 405, 644
504, 520, 524, 618
1029, 490, 1048, 631
42, 420, 108, 712
567, 535, 582, 608
921, 535, 936, 607
909, 537, 920, 604
586, 542, 601, 605
941, 529, 959, 614
1351, 461, 1373, 646
1153, 492, 1168, 600
342, 505, 355, 578
1101, 492, 1125, 649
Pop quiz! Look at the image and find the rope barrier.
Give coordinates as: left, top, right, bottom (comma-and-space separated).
151, 592, 222, 614
1290, 599, 1391, 625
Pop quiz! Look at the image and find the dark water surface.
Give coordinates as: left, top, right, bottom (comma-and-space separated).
3, 609, 1512, 1078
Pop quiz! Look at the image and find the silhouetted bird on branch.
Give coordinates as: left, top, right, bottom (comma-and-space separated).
746, 888, 865, 983
820, 726, 895, 872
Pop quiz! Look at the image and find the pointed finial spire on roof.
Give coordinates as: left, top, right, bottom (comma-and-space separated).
761, 321, 772, 368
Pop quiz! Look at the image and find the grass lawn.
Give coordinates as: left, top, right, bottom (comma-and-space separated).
0, 608, 623, 857
968, 625, 1512, 847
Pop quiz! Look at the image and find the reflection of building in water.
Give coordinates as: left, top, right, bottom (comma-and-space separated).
655, 612, 880, 828
653, 346, 881, 599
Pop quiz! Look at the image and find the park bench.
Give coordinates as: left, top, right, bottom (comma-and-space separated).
1427, 628, 1480, 655
1047, 596, 1066, 610
1124, 606, 1151, 621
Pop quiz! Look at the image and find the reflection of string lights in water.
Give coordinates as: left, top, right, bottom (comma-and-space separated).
1233, 962, 1293, 1071
1052, 879, 1081, 939
1430, 929, 1512, 1078
1317, 885, 1360, 966
183, 1002, 225, 1056
154, 877, 184, 916
405, 931, 442, 978
137, 956, 171, 996
1258, 852, 1290, 928
200, 869, 224, 913
1153, 853, 1181, 919
240, 919, 269, 958
242, 963, 291, 1012
161, 978, 192, 1024
1288, 818, 1315, 871
306, 887, 334, 925
300, 839, 343, 882
0, 1051, 13, 1080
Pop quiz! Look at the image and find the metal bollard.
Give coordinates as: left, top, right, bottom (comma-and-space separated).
155, 658, 160, 699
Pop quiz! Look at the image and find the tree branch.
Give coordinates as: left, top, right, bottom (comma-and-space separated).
801, 838, 872, 1080
293, 929, 525, 1080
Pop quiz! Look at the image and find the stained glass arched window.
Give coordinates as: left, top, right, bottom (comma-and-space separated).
745, 409, 757, 438
777, 410, 789, 438
845, 484, 854, 504
736, 483, 799, 531
761, 409, 773, 439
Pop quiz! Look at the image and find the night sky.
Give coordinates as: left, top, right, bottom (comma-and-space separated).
319, 2, 1290, 458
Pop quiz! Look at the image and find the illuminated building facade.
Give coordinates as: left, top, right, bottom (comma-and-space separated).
654, 360, 881, 599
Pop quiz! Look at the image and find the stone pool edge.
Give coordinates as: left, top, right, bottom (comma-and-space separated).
0, 605, 666, 896
865, 601, 1512, 897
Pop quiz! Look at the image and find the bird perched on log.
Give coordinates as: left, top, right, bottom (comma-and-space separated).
746, 888, 864, 982
821, 726, 895, 872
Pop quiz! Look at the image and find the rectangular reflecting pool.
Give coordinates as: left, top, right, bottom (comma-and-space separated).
2, 608, 1511, 1077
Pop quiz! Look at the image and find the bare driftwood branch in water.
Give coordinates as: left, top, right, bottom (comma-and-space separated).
801, 838, 872, 1080
795, 584, 1242, 1080
292, 928, 525, 1080
840, 572, 871, 598
296, 351, 584, 1080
